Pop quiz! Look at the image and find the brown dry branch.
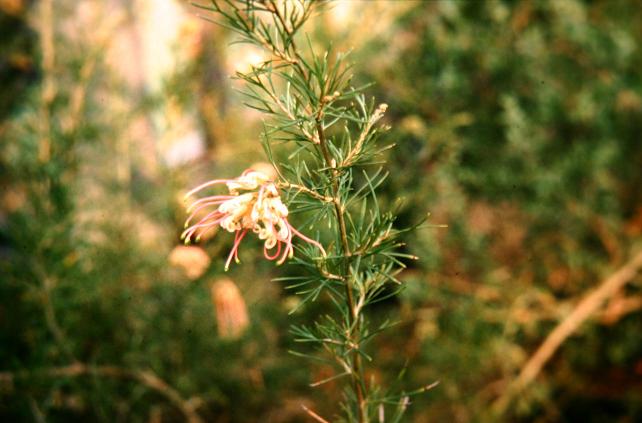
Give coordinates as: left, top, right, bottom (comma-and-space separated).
0, 363, 204, 423
301, 404, 331, 423
600, 294, 642, 325
492, 249, 642, 416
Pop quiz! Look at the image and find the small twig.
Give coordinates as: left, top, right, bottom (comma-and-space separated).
318, 266, 345, 282
63, 14, 125, 134
492, 250, 642, 416
342, 103, 388, 167
301, 404, 330, 423
599, 294, 642, 325
310, 370, 351, 387
38, 0, 55, 164
28, 396, 46, 423
33, 261, 76, 362
277, 181, 332, 202
0, 363, 205, 423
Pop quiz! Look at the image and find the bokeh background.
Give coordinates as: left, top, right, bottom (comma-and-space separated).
2, 0, 642, 421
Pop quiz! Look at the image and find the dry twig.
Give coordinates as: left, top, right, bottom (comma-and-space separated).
492, 250, 642, 416
301, 404, 330, 423
0, 363, 204, 423
600, 294, 642, 324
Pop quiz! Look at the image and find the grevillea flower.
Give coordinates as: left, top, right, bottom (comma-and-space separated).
182, 169, 325, 270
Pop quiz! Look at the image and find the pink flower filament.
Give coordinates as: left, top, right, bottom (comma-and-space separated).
181, 170, 325, 270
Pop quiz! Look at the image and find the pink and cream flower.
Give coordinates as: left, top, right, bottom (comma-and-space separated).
182, 169, 324, 270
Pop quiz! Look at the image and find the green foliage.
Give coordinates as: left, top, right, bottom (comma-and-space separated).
357, 0, 642, 421
2, 0, 642, 422
0, 6, 37, 121
0, 3, 311, 422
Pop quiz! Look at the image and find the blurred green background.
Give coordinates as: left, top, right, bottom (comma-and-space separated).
1, 0, 641, 421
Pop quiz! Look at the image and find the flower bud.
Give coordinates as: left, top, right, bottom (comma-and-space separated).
169, 245, 211, 280
211, 278, 249, 339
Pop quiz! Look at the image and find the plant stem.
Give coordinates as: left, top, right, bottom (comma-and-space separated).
315, 119, 368, 422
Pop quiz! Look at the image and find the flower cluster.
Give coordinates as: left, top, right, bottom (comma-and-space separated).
182, 169, 324, 270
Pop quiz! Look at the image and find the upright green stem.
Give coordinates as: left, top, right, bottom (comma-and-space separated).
316, 119, 368, 423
